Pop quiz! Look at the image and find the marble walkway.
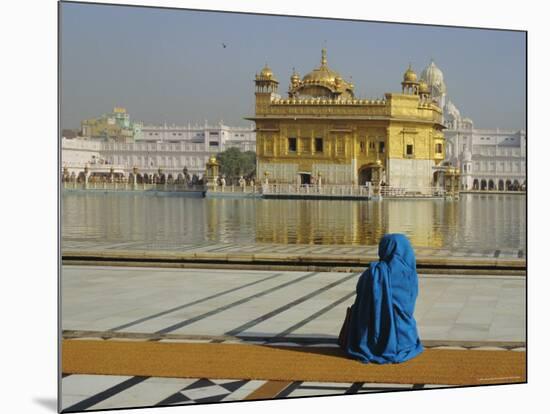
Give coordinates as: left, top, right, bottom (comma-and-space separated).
60, 265, 526, 411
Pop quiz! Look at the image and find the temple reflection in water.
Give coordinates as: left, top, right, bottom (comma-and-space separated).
62, 193, 525, 251
254, 198, 449, 247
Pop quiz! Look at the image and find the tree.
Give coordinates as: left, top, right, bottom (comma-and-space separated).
216, 148, 256, 183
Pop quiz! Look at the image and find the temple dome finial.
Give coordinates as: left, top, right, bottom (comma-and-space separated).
321, 48, 327, 66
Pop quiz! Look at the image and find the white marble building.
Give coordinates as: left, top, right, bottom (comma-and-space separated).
421, 61, 526, 190
61, 138, 102, 167
62, 122, 256, 180
445, 124, 526, 190
139, 122, 255, 152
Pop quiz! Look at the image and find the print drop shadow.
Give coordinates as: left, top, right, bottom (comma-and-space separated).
32, 397, 57, 412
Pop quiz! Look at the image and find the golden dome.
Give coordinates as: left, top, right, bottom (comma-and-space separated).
403, 64, 418, 82
258, 64, 276, 81
418, 79, 429, 93
303, 66, 340, 84
208, 156, 218, 164
302, 48, 350, 89
287, 48, 355, 99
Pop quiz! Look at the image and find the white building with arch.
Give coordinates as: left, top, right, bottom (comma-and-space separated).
420, 60, 526, 191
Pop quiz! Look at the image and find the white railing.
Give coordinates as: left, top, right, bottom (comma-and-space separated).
63, 181, 452, 198
261, 184, 372, 197
208, 185, 258, 194
62, 182, 206, 192
260, 184, 447, 198
379, 186, 446, 197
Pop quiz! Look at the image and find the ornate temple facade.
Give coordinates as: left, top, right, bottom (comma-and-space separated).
247, 49, 446, 190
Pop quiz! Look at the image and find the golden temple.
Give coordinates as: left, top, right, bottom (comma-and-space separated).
246, 49, 446, 189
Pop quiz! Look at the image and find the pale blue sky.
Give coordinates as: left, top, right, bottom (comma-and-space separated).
60, 1, 526, 130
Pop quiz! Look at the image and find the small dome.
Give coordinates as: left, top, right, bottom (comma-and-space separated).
260, 65, 272, 77
418, 79, 429, 93
403, 64, 418, 82
208, 156, 218, 164
259, 64, 276, 81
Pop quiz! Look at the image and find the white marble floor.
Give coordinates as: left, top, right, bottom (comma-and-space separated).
61, 266, 526, 343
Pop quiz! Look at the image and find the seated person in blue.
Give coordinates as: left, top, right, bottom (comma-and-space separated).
339, 233, 423, 364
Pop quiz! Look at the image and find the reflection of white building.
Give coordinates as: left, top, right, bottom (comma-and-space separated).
420, 61, 526, 191
62, 122, 256, 179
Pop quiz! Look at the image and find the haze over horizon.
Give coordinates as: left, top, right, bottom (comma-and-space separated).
60, 2, 526, 131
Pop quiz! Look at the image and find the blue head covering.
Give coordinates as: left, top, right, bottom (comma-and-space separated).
344, 233, 423, 364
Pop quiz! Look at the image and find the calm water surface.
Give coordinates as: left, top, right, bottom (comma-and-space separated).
62, 192, 526, 250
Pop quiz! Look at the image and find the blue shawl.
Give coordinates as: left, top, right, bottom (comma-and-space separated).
344, 234, 423, 364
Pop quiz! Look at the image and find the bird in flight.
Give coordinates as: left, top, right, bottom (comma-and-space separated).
222, 43, 227, 48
